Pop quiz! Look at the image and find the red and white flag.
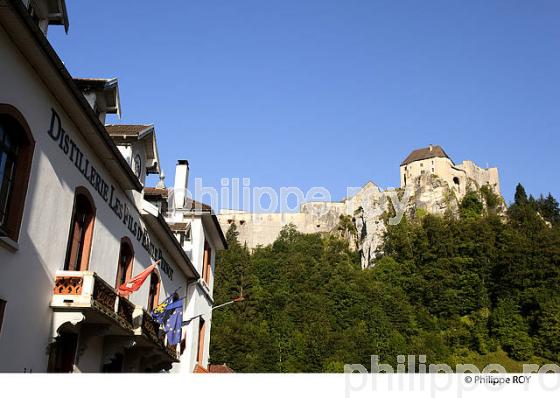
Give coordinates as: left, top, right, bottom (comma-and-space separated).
118, 260, 160, 296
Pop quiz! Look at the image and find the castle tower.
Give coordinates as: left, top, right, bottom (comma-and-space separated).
400, 145, 500, 197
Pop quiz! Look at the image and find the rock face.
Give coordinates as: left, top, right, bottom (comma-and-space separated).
411, 173, 460, 216
218, 148, 502, 269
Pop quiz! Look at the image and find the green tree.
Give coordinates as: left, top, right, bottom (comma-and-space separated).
460, 191, 484, 219
211, 184, 560, 371
490, 298, 533, 361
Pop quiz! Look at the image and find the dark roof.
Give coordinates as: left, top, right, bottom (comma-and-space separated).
401, 145, 450, 166
183, 199, 228, 249
144, 187, 168, 198
143, 189, 213, 212
185, 199, 213, 212
208, 364, 235, 373
73, 77, 117, 90
105, 124, 152, 137
169, 223, 190, 232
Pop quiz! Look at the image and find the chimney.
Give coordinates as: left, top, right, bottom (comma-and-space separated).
174, 160, 189, 209
429, 144, 433, 152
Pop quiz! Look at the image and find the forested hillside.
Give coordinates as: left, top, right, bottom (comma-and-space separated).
210, 184, 560, 372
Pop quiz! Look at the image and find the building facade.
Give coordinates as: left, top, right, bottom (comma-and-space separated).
0, 0, 225, 372
399, 144, 500, 197
143, 162, 227, 374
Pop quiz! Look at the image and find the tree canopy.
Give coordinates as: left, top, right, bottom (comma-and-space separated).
210, 185, 560, 372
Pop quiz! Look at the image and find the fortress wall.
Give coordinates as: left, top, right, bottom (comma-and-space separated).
218, 210, 338, 249
218, 150, 501, 268
455, 160, 500, 193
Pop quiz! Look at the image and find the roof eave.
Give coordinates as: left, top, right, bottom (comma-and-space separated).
3, 0, 142, 191
141, 200, 200, 282
137, 126, 160, 175
199, 212, 228, 250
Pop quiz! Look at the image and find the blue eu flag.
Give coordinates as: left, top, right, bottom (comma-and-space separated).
163, 298, 184, 345
151, 292, 184, 345
151, 293, 175, 324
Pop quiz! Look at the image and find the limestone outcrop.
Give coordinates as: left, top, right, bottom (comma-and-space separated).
218, 146, 502, 269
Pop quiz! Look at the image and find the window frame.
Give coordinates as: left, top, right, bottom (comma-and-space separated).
64, 187, 96, 271
147, 271, 160, 313
202, 241, 212, 285
0, 104, 35, 244
197, 317, 206, 364
115, 237, 134, 290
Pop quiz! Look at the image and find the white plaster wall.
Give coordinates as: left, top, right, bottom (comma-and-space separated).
190, 218, 205, 277
170, 215, 216, 373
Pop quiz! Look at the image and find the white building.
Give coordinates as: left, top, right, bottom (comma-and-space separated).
143, 161, 227, 373
0, 0, 225, 372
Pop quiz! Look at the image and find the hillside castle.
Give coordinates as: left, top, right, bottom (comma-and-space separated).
217, 145, 501, 268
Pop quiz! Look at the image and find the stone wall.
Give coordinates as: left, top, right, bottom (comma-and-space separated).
401, 157, 500, 200
218, 156, 501, 269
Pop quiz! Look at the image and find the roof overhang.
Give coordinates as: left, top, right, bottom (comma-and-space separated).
138, 126, 160, 175
400, 145, 452, 167
46, 0, 69, 33
0, 0, 142, 191
106, 125, 160, 175
186, 211, 228, 250
141, 200, 199, 282
73, 77, 121, 117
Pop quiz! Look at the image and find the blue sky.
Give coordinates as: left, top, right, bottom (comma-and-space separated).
50, 0, 560, 206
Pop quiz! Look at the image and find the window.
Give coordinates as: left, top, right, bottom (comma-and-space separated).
0, 106, 35, 242
147, 272, 160, 313
0, 299, 6, 336
133, 154, 142, 178
202, 241, 212, 284
0, 124, 18, 231
453, 177, 460, 185
115, 238, 134, 289
64, 188, 95, 271
197, 318, 206, 364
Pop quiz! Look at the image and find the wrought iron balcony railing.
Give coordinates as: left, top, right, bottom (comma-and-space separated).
51, 270, 179, 361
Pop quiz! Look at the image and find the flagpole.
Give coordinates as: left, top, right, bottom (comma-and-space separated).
181, 296, 244, 326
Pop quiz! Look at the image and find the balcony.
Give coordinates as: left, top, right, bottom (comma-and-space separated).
52, 271, 135, 331
139, 309, 179, 361
51, 270, 178, 364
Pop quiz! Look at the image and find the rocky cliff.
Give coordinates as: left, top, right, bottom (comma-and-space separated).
218, 173, 503, 269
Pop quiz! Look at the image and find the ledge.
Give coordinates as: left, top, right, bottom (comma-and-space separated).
0, 236, 19, 252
